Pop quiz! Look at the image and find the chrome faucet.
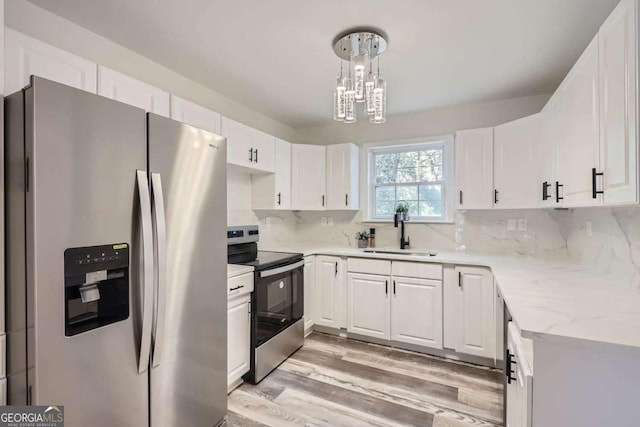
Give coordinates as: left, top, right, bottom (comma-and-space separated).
394, 201, 410, 250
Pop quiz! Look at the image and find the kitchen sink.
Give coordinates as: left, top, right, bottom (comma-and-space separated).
362, 249, 437, 257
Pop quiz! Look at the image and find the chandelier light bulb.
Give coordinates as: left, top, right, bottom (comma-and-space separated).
365, 72, 376, 115
353, 51, 368, 102
371, 76, 386, 124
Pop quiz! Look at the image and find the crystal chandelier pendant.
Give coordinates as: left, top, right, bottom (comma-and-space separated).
344, 76, 357, 123
370, 76, 386, 124
333, 75, 347, 121
365, 71, 376, 115
353, 51, 368, 103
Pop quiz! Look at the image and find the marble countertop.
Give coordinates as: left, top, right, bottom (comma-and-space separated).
227, 264, 254, 279
262, 244, 640, 354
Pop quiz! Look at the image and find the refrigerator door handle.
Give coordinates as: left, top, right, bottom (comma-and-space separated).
151, 173, 168, 369
136, 170, 154, 374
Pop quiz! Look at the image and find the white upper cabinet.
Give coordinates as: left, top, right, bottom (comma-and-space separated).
252, 138, 292, 209
558, 37, 601, 207
539, 93, 564, 207
97, 66, 170, 116
326, 143, 360, 210
291, 144, 327, 210
493, 114, 541, 209
599, 0, 637, 205
221, 116, 275, 173
170, 95, 221, 134
5, 29, 97, 95
455, 127, 494, 210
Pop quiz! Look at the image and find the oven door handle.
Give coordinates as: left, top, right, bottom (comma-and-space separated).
259, 260, 305, 278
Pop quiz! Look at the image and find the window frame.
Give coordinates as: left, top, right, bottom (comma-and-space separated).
365, 136, 455, 224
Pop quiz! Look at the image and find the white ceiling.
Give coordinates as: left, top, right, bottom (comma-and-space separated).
29, 0, 620, 129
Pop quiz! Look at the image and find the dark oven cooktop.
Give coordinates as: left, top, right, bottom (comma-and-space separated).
232, 250, 303, 272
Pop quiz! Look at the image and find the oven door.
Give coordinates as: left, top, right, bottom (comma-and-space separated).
255, 260, 304, 346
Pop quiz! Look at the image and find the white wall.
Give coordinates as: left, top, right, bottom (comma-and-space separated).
293, 94, 550, 145
4, 0, 296, 142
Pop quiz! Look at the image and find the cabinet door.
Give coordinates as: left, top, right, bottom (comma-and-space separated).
599, 0, 637, 205
346, 273, 390, 340
540, 93, 563, 207
455, 127, 494, 209
494, 114, 541, 209
291, 144, 327, 210
326, 143, 359, 210
559, 37, 601, 207
314, 256, 344, 329
505, 328, 521, 427
97, 66, 170, 116
303, 256, 315, 334
5, 28, 97, 95
170, 95, 221, 134
251, 138, 291, 209
227, 298, 250, 388
391, 276, 442, 349
251, 130, 276, 173
221, 116, 252, 169
454, 266, 495, 359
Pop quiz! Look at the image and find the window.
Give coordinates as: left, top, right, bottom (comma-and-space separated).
368, 139, 454, 222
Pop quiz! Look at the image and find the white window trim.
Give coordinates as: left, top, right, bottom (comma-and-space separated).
363, 135, 455, 224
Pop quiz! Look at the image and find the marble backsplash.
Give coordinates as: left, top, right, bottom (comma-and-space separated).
252, 206, 640, 289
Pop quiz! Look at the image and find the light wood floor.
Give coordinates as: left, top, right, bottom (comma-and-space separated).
226, 332, 504, 427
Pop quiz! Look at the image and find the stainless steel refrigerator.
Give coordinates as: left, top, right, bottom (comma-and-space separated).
5, 76, 227, 427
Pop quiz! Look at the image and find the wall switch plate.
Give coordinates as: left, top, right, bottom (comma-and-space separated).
517, 219, 528, 231
507, 219, 517, 231
321, 217, 328, 226
327, 217, 334, 226
586, 220, 593, 237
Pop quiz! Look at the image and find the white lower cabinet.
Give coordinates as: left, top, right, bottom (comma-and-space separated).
303, 256, 316, 335
347, 273, 390, 340
391, 276, 443, 349
452, 266, 496, 359
506, 322, 533, 427
227, 294, 250, 392
314, 256, 346, 329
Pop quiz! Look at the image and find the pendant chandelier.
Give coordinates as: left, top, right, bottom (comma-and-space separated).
332, 28, 388, 124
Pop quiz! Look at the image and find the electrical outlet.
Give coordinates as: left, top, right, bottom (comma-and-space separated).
586, 220, 593, 237
517, 219, 528, 231
507, 219, 517, 231
327, 217, 334, 226
321, 217, 328, 226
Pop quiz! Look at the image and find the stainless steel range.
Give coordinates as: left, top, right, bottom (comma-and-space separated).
227, 226, 304, 383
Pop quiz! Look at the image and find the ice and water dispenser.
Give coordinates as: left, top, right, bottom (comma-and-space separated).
64, 244, 130, 336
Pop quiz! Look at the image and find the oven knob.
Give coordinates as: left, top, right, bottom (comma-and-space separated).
279, 281, 284, 289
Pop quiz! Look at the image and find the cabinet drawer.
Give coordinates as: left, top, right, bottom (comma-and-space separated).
392, 262, 442, 280
348, 258, 391, 275
228, 272, 254, 297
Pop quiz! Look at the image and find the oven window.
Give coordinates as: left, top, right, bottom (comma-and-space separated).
255, 266, 303, 346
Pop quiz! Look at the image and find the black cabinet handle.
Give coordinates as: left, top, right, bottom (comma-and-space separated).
385, 280, 388, 295
542, 181, 551, 201
255, 148, 258, 163
229, 285, 245, 291
322, 195, 325, 207
277, 192, 281, 206
592, 168, 604, 199
556, 181, 564, 203
459, 190, 463, 205
393, 280, 396, 295
335, 262, 338, 276
249, 147, 253, 162
506, 349, 517, 384
458, 272, 462, 288
494, 189, 499, 204
345, 194, 348, 206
